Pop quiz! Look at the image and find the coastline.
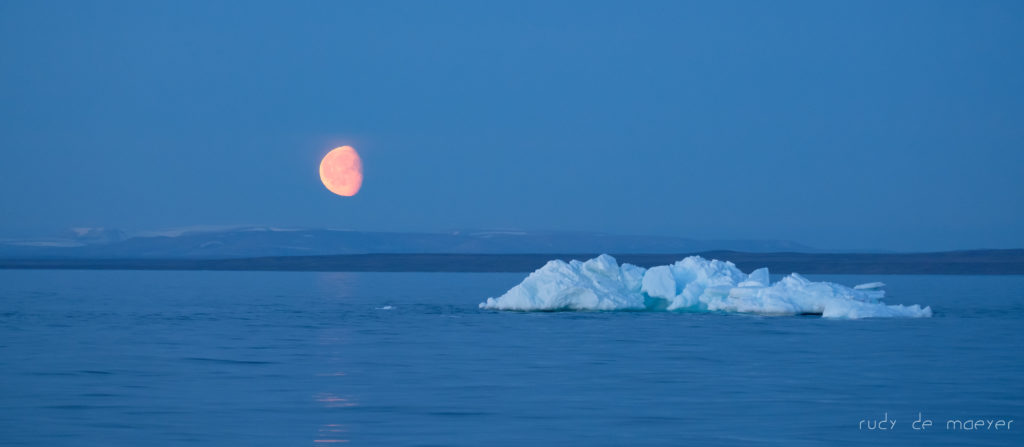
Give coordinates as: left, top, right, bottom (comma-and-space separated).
1, 250, 1022, 274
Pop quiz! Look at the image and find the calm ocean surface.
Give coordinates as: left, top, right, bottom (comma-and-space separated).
1, 270, 1021, 446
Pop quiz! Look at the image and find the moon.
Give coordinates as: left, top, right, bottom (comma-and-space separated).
319, 146, 363, 196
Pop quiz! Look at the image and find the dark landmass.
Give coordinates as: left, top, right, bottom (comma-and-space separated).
0, 227, 814, 258
2, 249, 1022, 274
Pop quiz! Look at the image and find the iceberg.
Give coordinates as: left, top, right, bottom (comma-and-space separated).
479, 254, 932, 319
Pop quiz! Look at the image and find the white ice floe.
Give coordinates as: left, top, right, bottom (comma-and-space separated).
479, 254, 931, 319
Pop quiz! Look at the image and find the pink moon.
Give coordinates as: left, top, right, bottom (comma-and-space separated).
319, 146, 363, 197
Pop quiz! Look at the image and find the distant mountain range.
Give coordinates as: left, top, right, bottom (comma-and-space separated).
0, 226, 817, 259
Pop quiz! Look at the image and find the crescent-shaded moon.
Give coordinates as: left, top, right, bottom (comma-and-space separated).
319, 146, 363, 196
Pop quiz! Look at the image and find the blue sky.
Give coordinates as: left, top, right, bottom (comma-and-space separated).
1, 1, 1022, 251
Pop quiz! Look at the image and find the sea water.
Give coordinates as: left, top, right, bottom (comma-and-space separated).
0, 270, 1021, 446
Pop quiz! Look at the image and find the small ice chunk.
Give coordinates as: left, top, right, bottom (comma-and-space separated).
641, 265, 676, 300
738, 267, 770, 287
